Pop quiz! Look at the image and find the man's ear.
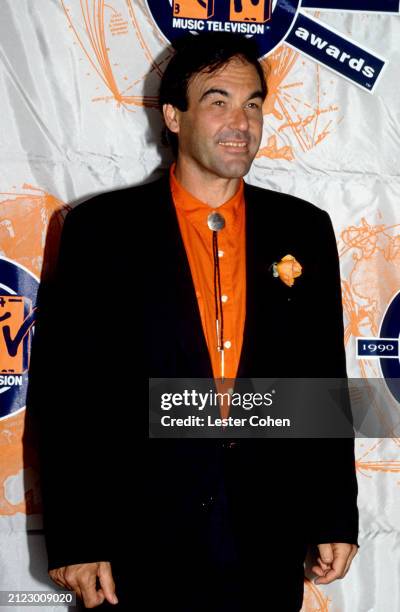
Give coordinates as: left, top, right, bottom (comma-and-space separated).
163, 104, 180, 134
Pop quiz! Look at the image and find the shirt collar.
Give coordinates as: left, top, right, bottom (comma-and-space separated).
169, 164, 244, 228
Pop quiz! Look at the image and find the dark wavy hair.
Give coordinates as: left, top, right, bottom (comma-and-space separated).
159, 32, 268, 156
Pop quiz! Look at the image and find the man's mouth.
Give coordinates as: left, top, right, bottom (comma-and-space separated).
218, 141, 248, 149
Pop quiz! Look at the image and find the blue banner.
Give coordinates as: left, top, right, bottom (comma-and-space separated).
285, 12, 387, 92
301, 0, 400, 12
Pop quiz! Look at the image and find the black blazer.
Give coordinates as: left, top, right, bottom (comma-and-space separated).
30, 174, 358, 570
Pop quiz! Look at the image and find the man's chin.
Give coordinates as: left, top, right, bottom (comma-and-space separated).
213, 159, 254, 179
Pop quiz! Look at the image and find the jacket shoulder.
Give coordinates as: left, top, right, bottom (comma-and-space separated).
244, 182, 329, 223
64, 175, 169, 227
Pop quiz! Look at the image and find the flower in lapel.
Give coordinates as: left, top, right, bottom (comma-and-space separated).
272, 254, 302, 287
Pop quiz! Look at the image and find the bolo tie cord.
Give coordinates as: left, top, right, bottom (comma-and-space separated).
212, 230, 225, 380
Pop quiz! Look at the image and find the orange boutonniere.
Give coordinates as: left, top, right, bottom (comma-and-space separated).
272, 254, 302, 287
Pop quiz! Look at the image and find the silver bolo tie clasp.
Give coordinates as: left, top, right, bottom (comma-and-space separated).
207, 212, 226, 232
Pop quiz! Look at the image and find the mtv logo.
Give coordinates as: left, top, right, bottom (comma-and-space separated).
0, 296, 24, 374
230, 0, 272, 23
172, 0, 214, 19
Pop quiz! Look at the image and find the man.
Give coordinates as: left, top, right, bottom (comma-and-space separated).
31, 33, 358, 611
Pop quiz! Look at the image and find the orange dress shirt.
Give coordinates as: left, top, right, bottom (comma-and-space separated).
170, 165, 246, 386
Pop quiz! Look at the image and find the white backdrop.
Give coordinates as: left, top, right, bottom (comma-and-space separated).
0, 1, 400, 610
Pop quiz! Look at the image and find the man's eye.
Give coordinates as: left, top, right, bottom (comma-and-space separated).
212, 100, 225, 107
246, 102, 260, 109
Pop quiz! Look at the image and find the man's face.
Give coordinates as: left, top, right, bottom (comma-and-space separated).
166, 57, 264, 180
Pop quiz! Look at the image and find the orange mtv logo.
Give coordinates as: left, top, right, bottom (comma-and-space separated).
230, 0, 272, 23
0, 296, 28, 374
173, 0, 214, 19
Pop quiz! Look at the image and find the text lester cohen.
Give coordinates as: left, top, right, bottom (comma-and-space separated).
161, 415, 291, 427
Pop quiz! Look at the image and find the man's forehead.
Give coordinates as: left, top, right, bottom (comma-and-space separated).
188, 58, 261, 96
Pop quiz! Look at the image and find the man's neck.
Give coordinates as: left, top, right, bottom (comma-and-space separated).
174, 159, 241, 209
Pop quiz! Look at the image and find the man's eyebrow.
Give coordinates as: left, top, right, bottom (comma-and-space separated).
199, 88, 229, 102
247, 90, 265, 101
199, 88, 265, 102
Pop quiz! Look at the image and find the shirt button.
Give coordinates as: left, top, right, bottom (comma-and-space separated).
224, 340, 231, 349
218, 250, 224, 258
221, 295, 228, 303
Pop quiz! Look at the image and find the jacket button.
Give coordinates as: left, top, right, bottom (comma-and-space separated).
222, 441, 237, 449
201, 496, 214, 510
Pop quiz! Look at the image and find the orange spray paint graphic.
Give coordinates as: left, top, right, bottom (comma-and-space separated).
258, 45, 342, 160
61, 0, 171, 109
301, 579, 330, 612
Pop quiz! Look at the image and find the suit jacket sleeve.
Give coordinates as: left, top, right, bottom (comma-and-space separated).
306, 210, 359, 546
30, 199, 117, 570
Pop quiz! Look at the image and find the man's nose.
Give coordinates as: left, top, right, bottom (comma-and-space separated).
228, 107, 249, 132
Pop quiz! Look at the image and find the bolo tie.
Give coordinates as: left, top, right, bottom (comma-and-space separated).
207, 211, 226, 381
